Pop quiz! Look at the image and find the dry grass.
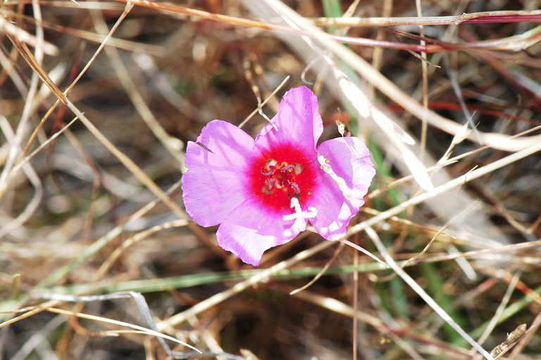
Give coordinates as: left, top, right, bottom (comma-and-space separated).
1, 0, 540, 359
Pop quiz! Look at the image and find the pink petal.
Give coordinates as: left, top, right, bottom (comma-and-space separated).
217, 199, 300, 265
307, 137, 375, 240
255, 86, 323, 152
182, 120, 257, 227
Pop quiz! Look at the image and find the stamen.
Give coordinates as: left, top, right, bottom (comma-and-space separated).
283, 197, 317, 233
281, 164, 295, 172
289, 182, 300, 196
262, 178, 274, 194
249, 143, 316, 212
259, 159, 304, 199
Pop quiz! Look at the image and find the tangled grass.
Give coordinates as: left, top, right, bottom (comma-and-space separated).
0, 1, 540, 359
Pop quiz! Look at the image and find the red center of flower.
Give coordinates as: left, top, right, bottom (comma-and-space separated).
249, 143, 316, 212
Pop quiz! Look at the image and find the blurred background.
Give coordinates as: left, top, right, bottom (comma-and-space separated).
0, 0, 540, 359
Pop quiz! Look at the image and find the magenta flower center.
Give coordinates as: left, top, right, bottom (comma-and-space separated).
249, 143, 316, 212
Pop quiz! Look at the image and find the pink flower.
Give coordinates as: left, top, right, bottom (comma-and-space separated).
182, 86, 375, 266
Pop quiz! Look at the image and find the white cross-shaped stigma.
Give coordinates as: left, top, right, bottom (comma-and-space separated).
283, 197, 317, 234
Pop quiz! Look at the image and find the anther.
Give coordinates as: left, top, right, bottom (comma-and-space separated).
260, 159, 305, 200
289, 182, 300, 196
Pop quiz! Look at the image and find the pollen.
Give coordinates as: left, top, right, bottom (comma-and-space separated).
249, 143, 316, 212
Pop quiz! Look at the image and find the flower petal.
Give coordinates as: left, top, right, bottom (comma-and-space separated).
318, 136, 375, 207
306, 172, 357, 241
307, 136, 375, 240
255, 86, 323, 152
182, 120, 257, 227
217, 198, 301, 265
216, 224, 282, 266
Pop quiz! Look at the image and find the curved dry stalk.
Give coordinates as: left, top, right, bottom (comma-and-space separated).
1, 9, 165, 55
471, 273, 521, 359
312, 10, 541, 27
4, 2, 201, 233
44, 306, 199, 353
96, 219, 189, 279
157, 239, 336, 331
114, 0, 541, 56
2, 1, 123, 9
0, 13, 57, 55
292, 289, 468, 358
90, 9, 183, 163
289, 241, 345, 295
0, 117, 43, 239
367, 124, 541, 200
10, 315, 65, 360
364, 226, 493, 359
0, 0, 45, 239
18, 0, 136, 164
109, 0, 540, 55
37, 179, 182, 289
347, 139, 541, 237
36, 291, 201, 355
0, 0, 44, 188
